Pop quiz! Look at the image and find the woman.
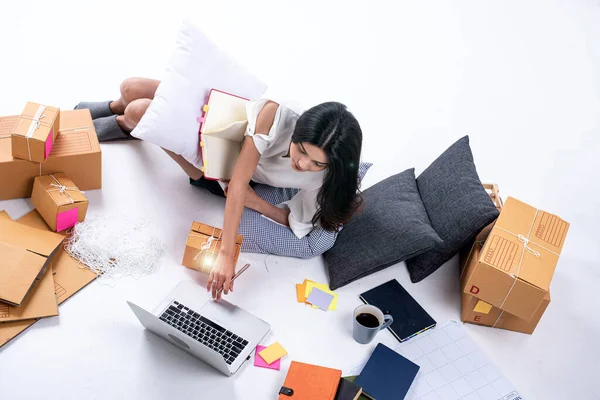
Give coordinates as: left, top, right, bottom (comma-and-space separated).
77, 78, 363, 300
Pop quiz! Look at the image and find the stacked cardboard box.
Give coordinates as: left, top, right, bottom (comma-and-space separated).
0, 103, 101, 347
459, 194, 569, 334
0, 210, 97, 348
0, 109, 101, 200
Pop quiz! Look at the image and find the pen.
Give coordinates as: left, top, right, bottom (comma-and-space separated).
217, 263, 250, 295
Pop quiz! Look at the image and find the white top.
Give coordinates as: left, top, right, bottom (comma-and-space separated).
245, 99, 325, 238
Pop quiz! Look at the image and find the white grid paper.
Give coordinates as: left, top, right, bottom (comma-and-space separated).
349, 321, 525, 400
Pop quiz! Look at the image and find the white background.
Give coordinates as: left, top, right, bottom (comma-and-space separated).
1, 0, 599, 399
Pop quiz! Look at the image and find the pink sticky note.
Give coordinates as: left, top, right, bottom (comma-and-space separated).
253, 345, 281, 370
56, 207, 78, 232
44, 130, 54, 159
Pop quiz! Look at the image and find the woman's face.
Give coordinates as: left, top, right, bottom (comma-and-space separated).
289, 142, 328, 172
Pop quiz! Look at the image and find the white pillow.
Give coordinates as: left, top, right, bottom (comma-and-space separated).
131, 20, 268, 168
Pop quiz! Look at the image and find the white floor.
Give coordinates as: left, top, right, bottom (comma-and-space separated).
1, 1, 599, 399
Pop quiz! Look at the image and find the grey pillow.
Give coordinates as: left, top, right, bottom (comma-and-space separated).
406, 136, 500, 283
325, 168, 443, 290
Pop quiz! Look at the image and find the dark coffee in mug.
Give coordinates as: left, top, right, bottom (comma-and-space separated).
355, 312, 380, 328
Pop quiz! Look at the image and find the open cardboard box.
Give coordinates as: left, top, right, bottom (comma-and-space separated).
0, 219, 64, 306
18, 210, 98, 304
0, 266, 58, 322
461, 197, 569, 321
0, 210, 97, 348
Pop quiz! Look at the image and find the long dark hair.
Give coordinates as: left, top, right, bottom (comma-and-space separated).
292, 102, 363, 231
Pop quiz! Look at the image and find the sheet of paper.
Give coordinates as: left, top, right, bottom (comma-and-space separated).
306, 288, 334, 311
474, 300, 493, 314
258, 341, 288, 365
345, 320, 526, 400
304, 281, 338, 310
254, 345, 281, 370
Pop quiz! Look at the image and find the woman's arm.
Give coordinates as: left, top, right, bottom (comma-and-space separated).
207, 101, 279, 300
243, 187, 290, 226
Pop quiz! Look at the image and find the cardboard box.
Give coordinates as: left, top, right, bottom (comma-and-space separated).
0, 109, 101, 201
460, 242, 550, 334
462, 291, 550, 335
0, 210, 58, 323
0, 212, 38, 347
11, 102, 60, 163
461, 197, 569, 321
0, 219, 64, 306
182, 222, 244, 273
459, 183, 503, 273
31, 173, 88, 232
0, 266, 58, 322
0, 210, 97, 348
0, 320, 37, 349
17, 210, 97, 304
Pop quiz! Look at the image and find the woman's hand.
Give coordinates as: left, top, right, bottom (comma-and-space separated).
206, 251, 236, 301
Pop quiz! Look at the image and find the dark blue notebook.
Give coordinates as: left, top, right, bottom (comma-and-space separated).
360, 279, 436, 342
355, 343, 419, 400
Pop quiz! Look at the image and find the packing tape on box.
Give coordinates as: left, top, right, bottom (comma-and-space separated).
25, 105, 46, 138
492, 310, 505, 328
21, 104, 47, 161
47, 174, 84, 204
495, 209, 560, 311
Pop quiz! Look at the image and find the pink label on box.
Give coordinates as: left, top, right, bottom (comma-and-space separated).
56, 207, 78, 232
45, 130, 54, 159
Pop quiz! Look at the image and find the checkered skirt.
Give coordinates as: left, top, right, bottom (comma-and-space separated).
239, 162, 372, 258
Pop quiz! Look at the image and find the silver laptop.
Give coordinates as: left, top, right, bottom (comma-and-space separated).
127, 280, 270, 376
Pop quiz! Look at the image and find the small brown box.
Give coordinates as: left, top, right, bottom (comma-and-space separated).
11, 102, 60, 163
182, 222, 243, 272
31, 173, 88, 232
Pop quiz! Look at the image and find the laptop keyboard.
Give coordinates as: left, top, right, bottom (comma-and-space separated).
159, 301, 249, 365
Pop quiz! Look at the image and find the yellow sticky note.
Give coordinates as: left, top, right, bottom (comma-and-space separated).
474, 300, 493, 314
304, 281, 338, 310
258, 342, 287, 365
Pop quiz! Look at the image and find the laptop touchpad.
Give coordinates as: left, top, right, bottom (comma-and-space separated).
202, 300, 245, 327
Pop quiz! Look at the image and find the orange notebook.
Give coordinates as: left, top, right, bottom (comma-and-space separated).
278, 361, 342, 400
